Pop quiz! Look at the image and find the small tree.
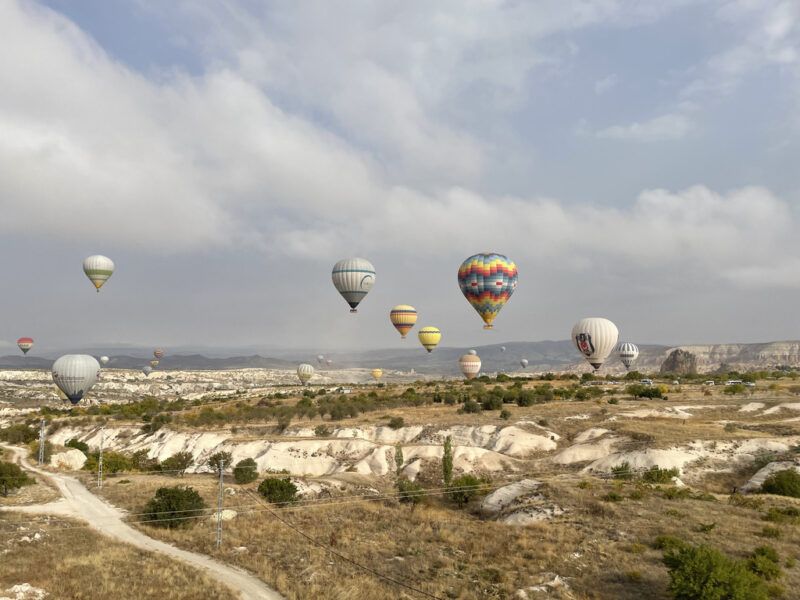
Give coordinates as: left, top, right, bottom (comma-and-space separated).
761, 469, 800, 498
0, 461, 32, 496
233, 458, 258, 484
394, 444, 404, 476
396, 478, 424, 505
206, 451, 233, 473
65, 438, 89, 454
447, 474, 484, 507
141, 486, 206, 529
162, 451, 193, 477
258, 477, 297, 504
131, 449, 160, 472
388, 416, 405, 430
29, 440, 53, 464
442, 436, 453, 486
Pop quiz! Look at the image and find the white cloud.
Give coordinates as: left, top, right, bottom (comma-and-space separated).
594, 113, 693, 141
594, 74, 618, 94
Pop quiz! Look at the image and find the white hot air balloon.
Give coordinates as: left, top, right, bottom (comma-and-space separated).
99, 356, 109, 366
520, 359, 528, 369
326, 359, 333, 367
500, 346, 506, 353
572, 317, 619, 371
332, 258, 375, 312
297, 363, 315, 385
83, 255, 115, 292
459, 354, 482, 380
52, 355, 101, 405
317, 354, 325, 365
617, 342, 640, 370
468, 349, 477, 356
142, 366, 153, 377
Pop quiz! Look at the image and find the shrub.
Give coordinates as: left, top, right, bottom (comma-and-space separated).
625, 384, 663, 399
642, 466, 679, 484
387, 416, 405, 430
28, 440, 52, 464
760, 526, 781, 539
130, 449, 160, 472
653, 535, 687, 552
662, 487, 692, 501
161, 451, 194, 476
499, 409, 511, 420
762, 506, 800, 523
0, 424, 37, 444
447, 474, 485, 507
724, 422, 737, 433
258, 477, 297, 504
65, 438, 89, 454
724, 384, 746, 395
611, 462, 634, 480
461, 399, 481, 414
602, 491, 623, 502
396, 478, 424, 505
748, 546, 782, 581
233, 458, 258, 484
663, 543, 769, 600
83, 450, 133, 474
480, 396, 503, 411
141, 486, 206, 528
314, 424, 331, 437
206, 451, 233, 473
761, 469, 800, 498
0, 461, 32, 496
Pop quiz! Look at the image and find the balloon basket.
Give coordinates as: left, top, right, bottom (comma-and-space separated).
350, 309, 358, 313
483, 325, 493, 330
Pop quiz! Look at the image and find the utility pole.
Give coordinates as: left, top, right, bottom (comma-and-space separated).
216, 459, 224, 549
38, 419, 46, 465
97, 427, 104, 489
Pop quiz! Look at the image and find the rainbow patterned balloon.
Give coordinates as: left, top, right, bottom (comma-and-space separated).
457, 253, 518, 329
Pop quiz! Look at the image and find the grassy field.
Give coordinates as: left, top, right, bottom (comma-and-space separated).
0, 512, 236, 599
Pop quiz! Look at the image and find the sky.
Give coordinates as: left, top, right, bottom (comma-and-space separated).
1, 0, 799, 353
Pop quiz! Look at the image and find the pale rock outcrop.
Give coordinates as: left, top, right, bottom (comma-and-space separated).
740, 462, 800, 493
49, 449, 86, 471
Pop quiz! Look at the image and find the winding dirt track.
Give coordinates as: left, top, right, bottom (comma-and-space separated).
1, 444, 283, 600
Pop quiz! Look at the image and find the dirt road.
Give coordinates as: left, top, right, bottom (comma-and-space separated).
1, 444, 283, 600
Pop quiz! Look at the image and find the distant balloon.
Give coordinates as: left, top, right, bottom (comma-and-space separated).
142, 366, 153, 377
618, 342, 640, 370
418, 327, 441, 353
52, 355, 101, 405
332, 258, 375, 313
297, 363, 315, 385
153, 348, 165, 360
458, 253, 518, 329
500, 346, 506, 353
520, 359, 528, 368
83, 255, 115, 292
150, 360, 159, 369
468, 349, 477, 356
326, 359, 333, 367
317, 354, 325, 365
459, 354, 482, 380
389, 305, 418, 339
16, 337, 33, 355
572, 318, 619, 371
371, 368, 383, 382
99, 356, 109, 366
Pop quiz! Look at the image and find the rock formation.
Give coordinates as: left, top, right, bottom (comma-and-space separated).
660, 349, 698, 375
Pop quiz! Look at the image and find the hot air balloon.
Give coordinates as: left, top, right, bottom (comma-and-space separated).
142, 366, 153, 377
468, 349, 477, 356
332, 258, 375, 312
572, 318, 619, 371
326, 359, 333, 367
618, 342, 640, 370
500, 346, 506, 353
418, 327, 441, 353
371, 368, 383, 382
83, 255, 115, 292
16, 337, 33, 355
317, 354, 325, 365
458, 253, 518, 329
389, 305, 417, 339
153, 348, 165, 360
99, 356, 109, 366
520, 359, 528, 368
150, 360, 160, 369
297, 363, 315, 385
459, 354, 481, 380
52, 355, 101, 405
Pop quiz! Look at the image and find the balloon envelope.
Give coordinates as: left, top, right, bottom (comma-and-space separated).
458, 253, 518, 329
332, 258, 375, 312
459, 354, 482, 380
572, 318, 619, 371
153, 348, 165, 360
500, 346, 506, 353
326, 359, 333, 366
52, 355, 101, 404
317, 354, 325, 365
150, 360, 159, 368
520, 359, 528, 368
618, 342, 640, 370
99, 356, 109, 365
297, 363, 315, 385
83, 255, 115, 292
371, 368, 383, 381
468, 349, 477, 356
16, 337, 33, 355
418, 327, 441, 353
389, 305, 417, 338
142, 366, 153, 376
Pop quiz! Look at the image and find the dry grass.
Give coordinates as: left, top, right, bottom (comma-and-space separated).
0, 512, 236, 599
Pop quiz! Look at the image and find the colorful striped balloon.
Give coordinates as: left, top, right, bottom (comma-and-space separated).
83, 255, 115, 292
418, 326, 441, 353
389, 305, 418, 339
457, 253, 518, 329
16, 337, 34, 355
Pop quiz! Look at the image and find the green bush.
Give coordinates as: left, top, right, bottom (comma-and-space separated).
258, 477, 297, 504
396, 478, 424, 505
0, 424, 37, 444
130, 449, 160, 472
233, 458, 258, 484
499, 409, 511, 420
65, 438, 89, 454
461, 400, 481, 414
206, 451, 233, 473
761, 469, 800, 498
642, 466, 680, 484
625, 384, 663, 399
762, 506, 800, 523
83, 450, 133, 474
28, 440, 52, 464
447, 474, 485, 507
314, 424, 331, 437
141, 486, 206, 528
0, 461, 32, 496
611, 462, 634, 480
748, 546, 782, 581
602, 491, 623, 502
161, 451, 194, 476
387, 416, 405, 430
663, 543, 769, 600
724, 384, 746, 395
480, 396, 503, 411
